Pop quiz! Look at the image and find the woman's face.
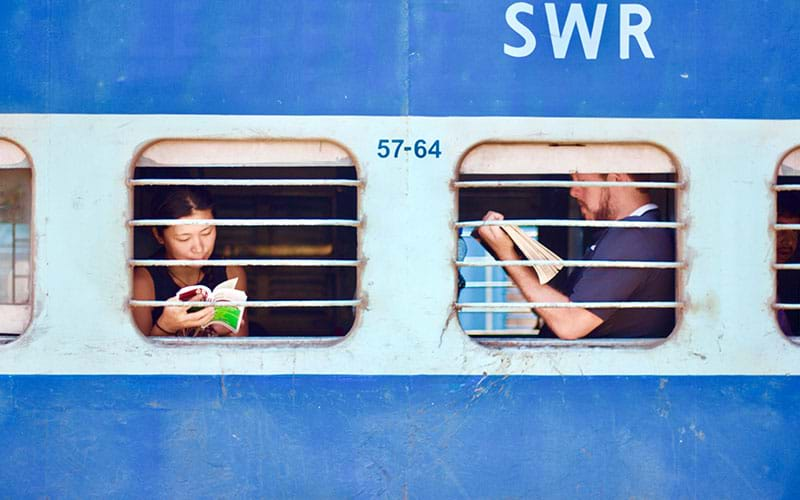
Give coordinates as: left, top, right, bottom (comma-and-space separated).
156, 208, 216, 261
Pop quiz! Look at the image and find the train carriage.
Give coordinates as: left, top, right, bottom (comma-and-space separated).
1, 0, 800, 497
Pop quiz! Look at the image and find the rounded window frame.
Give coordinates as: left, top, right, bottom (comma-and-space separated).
0, 138, 34, 339
453, 140, 685, 348
128, 138, 364, 346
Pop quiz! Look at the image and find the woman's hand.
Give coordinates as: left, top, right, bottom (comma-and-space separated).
474, 211, 518, 260
156, 290, 215, 333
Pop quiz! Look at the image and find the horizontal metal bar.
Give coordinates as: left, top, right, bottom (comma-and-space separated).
458, 259, 684, 269
457, 301, 683, 311
774, 303, 800, 310
129, 178, 362, 187
130, 299, 361, 308
463, 281, 515, 288
129, 218, 360, 227
455, 180, 683, 189
0, 161, 30, 169
466, 329, 540, 336
152, 336, 341, 344
477, 338, 660, 347
457, 219, 682, 229
774, 263, 800, 270
130, 259, 360, 267
135, 161, 354, 169
774, 224, 800, 231
774, 185, 800, 192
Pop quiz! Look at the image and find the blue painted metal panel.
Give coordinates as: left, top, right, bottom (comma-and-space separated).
408, 0, 800, 118
1, 1, 799, 117
0, 375, 798, 497
0, 0, 408, 115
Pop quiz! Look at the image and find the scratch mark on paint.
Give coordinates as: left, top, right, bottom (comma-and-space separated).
715, 451, 759, 496
470, 386, 488, 401
440, 305, 457, 347
434, 457, 470, 499
689, 423, 705, 441
469, 373, 510, 403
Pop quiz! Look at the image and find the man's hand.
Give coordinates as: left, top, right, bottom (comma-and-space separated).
474, 211, 518, 260
473, 211, 603, 340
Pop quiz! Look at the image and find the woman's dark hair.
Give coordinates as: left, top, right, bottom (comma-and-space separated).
152, 187, 215, 236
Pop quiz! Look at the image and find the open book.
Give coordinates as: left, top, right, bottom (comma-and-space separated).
474, 225, 564, 284
176, 277, 247, 333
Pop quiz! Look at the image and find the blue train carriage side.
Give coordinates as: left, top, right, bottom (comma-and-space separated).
1, 0, 800, 497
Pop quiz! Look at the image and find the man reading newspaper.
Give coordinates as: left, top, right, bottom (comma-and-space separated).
474, 173, 675, 340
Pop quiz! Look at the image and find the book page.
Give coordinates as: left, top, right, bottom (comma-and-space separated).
500, 225, 563, 285
212, 277, 238, 293
213, 287, 247, 302
209, 286, 247, 333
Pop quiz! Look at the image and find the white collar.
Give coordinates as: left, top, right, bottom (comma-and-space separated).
627, 203, 658, 218
589, 203, 659, 252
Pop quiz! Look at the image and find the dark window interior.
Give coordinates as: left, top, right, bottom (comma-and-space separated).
457, 172, 676, 339
458, 173, 676, 264
776, 175, 800, 337
134, 165, 358, 337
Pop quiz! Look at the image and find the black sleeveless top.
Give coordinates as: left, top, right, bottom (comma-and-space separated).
146, 250, 229, 333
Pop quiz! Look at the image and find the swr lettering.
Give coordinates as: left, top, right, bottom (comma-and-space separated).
504, 2, 655, 60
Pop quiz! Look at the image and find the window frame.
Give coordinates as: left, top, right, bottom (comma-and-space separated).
773, 147, 800, 341
0, 138, 34, 337
128, 138, 363, 345
454, 141, 685, 347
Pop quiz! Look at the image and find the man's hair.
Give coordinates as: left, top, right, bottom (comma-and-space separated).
606, 173, 654, 194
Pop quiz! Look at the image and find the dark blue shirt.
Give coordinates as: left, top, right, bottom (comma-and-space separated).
542, 208, 675, 339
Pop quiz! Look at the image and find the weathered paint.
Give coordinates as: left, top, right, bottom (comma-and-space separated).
1, 1, 799, 118
0, 114, 796, 375
1, 375, 798, 498
0, 2, 798, 497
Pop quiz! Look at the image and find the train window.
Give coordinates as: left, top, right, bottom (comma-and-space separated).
130, 140, 360, 340
775, 148, 800, 338
455, 143, 682, 345
0, 140, 32, 337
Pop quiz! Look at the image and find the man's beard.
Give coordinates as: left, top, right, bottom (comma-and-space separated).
588, 188, 613, 220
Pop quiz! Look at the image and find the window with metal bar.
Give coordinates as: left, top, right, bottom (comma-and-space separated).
0, 140, 32, 337
774, 148, 800, 337
455, 143, 682, 343
130, 140, 360, 338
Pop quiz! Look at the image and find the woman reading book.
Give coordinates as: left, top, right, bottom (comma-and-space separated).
133, 187, 249, 337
